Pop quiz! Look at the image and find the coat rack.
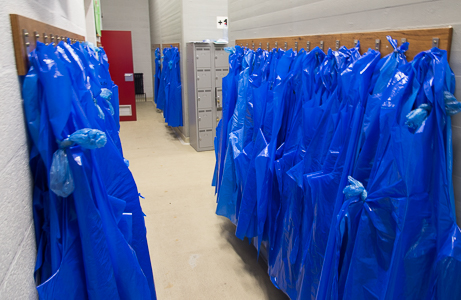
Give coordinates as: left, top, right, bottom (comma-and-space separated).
161, 43, 180, 52
235, 27, 453, 61
10, 14, 85, 76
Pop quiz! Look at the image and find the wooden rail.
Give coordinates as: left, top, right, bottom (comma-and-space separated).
10, 14, 85, 75
236, 27, 453, 61
161, 43, 180, 52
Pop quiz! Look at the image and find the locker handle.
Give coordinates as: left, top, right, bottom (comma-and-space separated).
199, 117, 201, 121
215, 76, 218, 79
196, 55, 199, 59
197, 77, 200, 80
198, 97, 201, 101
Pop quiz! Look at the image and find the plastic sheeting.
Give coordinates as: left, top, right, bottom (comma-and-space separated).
23, 40, 157, 299
155, 46, 183, 127
213, 36, 461, 299
154, 48, 161, 105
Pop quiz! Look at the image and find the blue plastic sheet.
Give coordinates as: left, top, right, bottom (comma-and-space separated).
154, 48, 161, 105
155, 47, 183, 127
23, 41, 157, 299
214, 38, 461, 299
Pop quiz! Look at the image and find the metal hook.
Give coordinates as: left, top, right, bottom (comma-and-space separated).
375, 39, 381, 51
432, 37, 440, 48
335, 40, 340, 50
295, 42, 298, 52
23, 29, 30, 49
320, 40, 324, 51
307, 41, 310, 52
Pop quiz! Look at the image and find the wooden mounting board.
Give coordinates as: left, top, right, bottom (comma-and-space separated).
10, 14, 85, 76
162, 43, 180, 52
236, 27, 453, 62
151, 43, 161, 51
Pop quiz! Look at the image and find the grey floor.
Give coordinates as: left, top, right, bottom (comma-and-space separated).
120, 101, 289, 300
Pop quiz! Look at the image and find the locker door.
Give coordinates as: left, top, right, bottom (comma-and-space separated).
197, 90, 213, 109
196, 47, 211, 68
197, 69, 212, 89
198, 110, 212, 129
214, 48, 229, 68
216, 88, 222, 108
215, 69, 228, 88
199, 129, 213, 148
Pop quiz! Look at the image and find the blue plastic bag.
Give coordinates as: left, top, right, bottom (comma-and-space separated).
24, 41, 157, 300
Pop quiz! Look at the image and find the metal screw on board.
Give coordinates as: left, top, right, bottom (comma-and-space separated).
432, 37, 440, 48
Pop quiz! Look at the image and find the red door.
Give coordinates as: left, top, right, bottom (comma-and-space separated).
101, 30, 137, 121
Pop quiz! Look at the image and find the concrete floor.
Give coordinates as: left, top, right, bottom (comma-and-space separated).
120, 101, 289, 300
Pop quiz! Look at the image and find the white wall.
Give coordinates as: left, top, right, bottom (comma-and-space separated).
229, 0, 461, 223
182, 0, 227, 43
101, 0, 154, 98
0, 1, 87, 298
84, 0, 98, 45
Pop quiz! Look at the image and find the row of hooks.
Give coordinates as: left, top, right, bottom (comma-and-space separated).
22, 29, 84, 48
239, 37, 441, 52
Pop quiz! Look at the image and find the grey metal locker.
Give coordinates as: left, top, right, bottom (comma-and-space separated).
197, 69, 212, 89
214, 48, 228, 68
187, 42, 229, 152
198, 110, 212, 129
196, 47, 211, 68
215, 69, 228, 88
199, 130, 213, 148
197, 90, 213, 109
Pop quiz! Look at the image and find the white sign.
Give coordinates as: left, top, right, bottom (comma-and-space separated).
217, 16, 228, 29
